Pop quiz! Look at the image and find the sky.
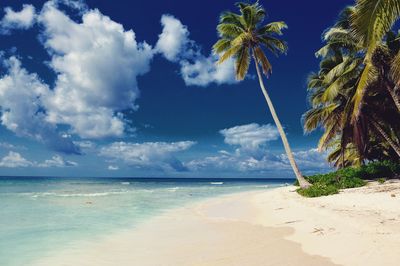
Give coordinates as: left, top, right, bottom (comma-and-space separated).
0, 0, 352, 178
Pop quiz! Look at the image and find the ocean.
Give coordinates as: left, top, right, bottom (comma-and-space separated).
0, 177, 291, 266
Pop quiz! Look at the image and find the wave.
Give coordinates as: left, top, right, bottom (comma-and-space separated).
167, 187, 180, 192
31, 191, 129, 198
210, 182, 224, 185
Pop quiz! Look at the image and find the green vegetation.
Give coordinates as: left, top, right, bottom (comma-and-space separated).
213, 1, 400, 194
213, 2, 311, 188
296, 161, 400, 197
301, 0, 400, 197
377, 178, 386, 184
304, 0, 400, 168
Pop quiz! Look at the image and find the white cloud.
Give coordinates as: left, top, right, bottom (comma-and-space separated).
38, 154, 78, 167
156, 15, 236, 86
220, 123, 279, 152
0, 57, 80, 154
155, 14, 190, 62
0, 4, 36, 33
0, 151, 33, 167
284, 148, 330, 173
108, 165, 119, 170
0, 151, 77, 168
186, 148, 330, 175
53, 0, 88, 12
180, 56, 236, 86
186, 124, 330, 176
0, 142, 25, 150
38, 3, 154, 138
99, 141, 195, 172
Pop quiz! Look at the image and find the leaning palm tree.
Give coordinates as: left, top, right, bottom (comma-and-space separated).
213, 1, 311, 188
350, 0, 400, 120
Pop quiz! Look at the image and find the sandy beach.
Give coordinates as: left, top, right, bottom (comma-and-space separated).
34, 181, 400, 266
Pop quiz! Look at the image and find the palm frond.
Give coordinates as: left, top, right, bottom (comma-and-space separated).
217, 45, 241, 64
217, 23, 245, 38
390, 50, 400, 85
235, 46, 250, 80
213, 39, 232, 54
258, 21, 287, 36
253, 46, 272, 76
351, 0, 400, 60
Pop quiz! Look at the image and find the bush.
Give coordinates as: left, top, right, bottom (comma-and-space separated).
295, 160, 399, 197
297, 184, 339, 197
377, 178, 386, 184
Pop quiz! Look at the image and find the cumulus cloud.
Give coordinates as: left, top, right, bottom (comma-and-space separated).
180, 56, 236, 86
53, 0, 88, 12
220, 123, 279, 152
0, 151, 33, 167
39, 3, 154, 138
108, 165, 119, 170
155, 14, 190, 62
186, 148, 330, 176
0, 57, 80, 154
99, 141, 195, 172
0, 3, 158, 150
38, 154, 78, 167
0, 151, 78, 168
156, 15, 236, 86
186, 124, 330, 176
0, 4, 36, 34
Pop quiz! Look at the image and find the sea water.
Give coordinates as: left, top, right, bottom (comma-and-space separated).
0, 177, 290, 266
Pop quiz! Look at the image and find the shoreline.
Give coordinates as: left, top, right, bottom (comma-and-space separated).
34, 182, 400, 266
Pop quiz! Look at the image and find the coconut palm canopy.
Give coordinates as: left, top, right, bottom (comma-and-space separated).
305, 0, 400, 168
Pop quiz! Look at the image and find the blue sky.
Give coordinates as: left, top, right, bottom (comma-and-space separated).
0, 0, 352, 178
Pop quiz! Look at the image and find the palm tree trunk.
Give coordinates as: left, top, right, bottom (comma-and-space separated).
252, 53, 311, 188
386, 83, 400, 113
371, 120, 400, 158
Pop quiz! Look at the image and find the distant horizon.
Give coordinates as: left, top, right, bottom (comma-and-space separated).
0, 175, 296, 181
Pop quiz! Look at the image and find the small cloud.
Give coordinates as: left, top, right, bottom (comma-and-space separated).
156, 14, 236, 86
99, 141, 195, 172
155, 14, 191, 62
0, 4, 36, 34
108, 165, 119, 170
37, 155, 78, 168
0, 151, 33, 167
220, 123, 279, 152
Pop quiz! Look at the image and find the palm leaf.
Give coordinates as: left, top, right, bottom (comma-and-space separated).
351, 0, 400, 60
235, 46, 250, 80
213, 39, 232, 54
253, 46, 272, 76
390, 50, 400, 85
258, 21, 287, 35
217, 45, 241, 64
217, 23, 244, 38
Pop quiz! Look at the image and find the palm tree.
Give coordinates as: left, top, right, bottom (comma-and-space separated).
213, 2, 311, 188
350, 0, 400, 120
304, 5, 400, 167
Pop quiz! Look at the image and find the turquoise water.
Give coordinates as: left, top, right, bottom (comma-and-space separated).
0, 177, 289, 266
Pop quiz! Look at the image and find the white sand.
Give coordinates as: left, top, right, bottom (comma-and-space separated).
34, 181, 400, 266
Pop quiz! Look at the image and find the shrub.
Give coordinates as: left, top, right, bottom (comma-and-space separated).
297, 184, 339, 197
295, 161, 399, 197
377, 178, 386, 184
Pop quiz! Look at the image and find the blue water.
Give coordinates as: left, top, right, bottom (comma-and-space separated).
0, 177, 290, 266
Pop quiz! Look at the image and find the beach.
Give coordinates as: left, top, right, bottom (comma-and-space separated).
33, 181, 400, 266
